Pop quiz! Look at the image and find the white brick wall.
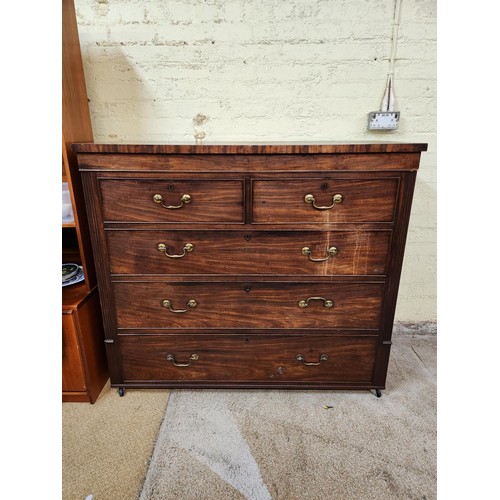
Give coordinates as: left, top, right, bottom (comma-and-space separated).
74, 0, 436, 322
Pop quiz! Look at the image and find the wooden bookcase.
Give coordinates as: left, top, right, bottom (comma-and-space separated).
62, 0, 108, 403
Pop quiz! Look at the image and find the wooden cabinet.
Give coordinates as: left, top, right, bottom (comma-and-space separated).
62, 286, 107, 402
62, 0, 108, 403
75, 143, 426, 395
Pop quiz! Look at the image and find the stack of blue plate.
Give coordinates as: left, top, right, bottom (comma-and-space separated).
62, 263, 85, 287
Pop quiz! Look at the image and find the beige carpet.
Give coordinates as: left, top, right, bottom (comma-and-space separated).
139, 333, 436, 500
62, 382, 169, 500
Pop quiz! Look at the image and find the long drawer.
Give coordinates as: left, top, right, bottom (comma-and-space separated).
119, 334, 378, 383
113, 281, 384, 330
99, 178, 244, 223
252, 178, 399, 223
106, 229, 392, 276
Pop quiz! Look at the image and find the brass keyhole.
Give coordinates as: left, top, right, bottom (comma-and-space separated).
245, 234, 252, 241
321, 182, 328, 190
167, 184, 175, 191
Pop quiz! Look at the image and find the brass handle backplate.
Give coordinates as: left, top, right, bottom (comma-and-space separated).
157, 242, 194, 258
162, 299, 197, 313
298, 297, 334, 309
153, 193, 191, 209
302, 246, 338, 262
304, 193, 343, 210
296, 353, 329, 366
166, 353, 199, 367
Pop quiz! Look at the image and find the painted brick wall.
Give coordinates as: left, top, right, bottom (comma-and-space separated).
74, 0, 436, 323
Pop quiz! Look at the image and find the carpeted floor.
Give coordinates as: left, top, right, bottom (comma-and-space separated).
62, 331, 436, 500
62, 383, 170, 500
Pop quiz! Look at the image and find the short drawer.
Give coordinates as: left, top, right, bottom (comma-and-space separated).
113, 281, 384, 330
99, 178, 244, 223
107, 229, 392, 276
119, 334, 378, 384
252, 178, 399, 223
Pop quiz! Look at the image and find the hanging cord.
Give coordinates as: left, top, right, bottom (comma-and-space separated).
381, 0, 403, 111
389, 0, 403, 81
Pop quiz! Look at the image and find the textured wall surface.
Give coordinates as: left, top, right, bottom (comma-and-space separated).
74, 0, 436, 322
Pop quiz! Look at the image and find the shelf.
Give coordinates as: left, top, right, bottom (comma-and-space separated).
62, 0, 107, 404
62, 280, 96, 310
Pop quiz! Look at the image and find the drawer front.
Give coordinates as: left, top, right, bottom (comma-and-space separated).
119, 334, 377, 383
107, 229, 392, 276
99, 178, 244, 223
252, 178, 399, 223
113, 281, 384, 330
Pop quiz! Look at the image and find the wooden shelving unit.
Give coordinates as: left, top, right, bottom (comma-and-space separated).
62, 0, 108, 403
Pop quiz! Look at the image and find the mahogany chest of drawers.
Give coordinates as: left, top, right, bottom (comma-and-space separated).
75, 143, 427, 396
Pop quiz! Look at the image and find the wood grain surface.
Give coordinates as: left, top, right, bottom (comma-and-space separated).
113, 281, 384, 330
252, 178, 399, 223
73, 143, 428, 154
62, 312, 87, 392
106, 229, 392, 276
119, 334, 378, 383
99, 178, 244, 223
77, 153, 421, 173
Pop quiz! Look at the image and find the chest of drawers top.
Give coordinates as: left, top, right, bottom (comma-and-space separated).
74, 143, 426, 170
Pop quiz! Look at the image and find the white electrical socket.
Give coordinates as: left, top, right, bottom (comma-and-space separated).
368, 111, 400, 130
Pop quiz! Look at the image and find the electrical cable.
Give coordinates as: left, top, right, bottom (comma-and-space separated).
381, 0, 403, 112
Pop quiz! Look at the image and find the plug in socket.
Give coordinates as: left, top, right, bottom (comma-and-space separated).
368, 111, 400, 130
